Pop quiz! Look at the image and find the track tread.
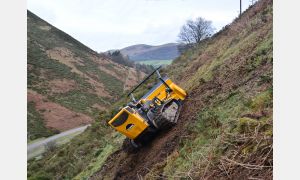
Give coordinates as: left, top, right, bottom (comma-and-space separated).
153, 100, 181, 130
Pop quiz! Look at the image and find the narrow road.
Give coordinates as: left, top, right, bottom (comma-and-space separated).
28, 125, 90, 160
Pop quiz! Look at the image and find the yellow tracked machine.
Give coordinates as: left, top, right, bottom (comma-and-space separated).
108, 66, 187, 147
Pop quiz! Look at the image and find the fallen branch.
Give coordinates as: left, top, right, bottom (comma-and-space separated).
222, 157, 272, 170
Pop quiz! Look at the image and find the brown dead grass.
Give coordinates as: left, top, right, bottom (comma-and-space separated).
85, 76, 111, 98
88, 54, 146, 90
48, 79, 76, 93
46, 47, 84, 75
91, 0, 272, 179
46, 47, 111, 97
28, 64, 34, 71
92, 103, 106, 111
28, 90, 93, 131
98, 66, 124, 81
123, 67, 146, 91
48, 48, 145, 96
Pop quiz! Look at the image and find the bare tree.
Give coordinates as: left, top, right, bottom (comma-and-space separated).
178, 17, 214, 47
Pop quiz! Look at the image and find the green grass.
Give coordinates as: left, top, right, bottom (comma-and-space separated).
27, 121, 124, 180
27, 40, 108, 133
27, 39, 95, 95
28, 137, 46, 144
73, 144, 115, 180
27, 101, 58, 140
161, 92, 247, 176
73, 131, 125, 180
75, 58, 124, 98
145, 2, 273, 178
28, 10, 131, 179
28, 130, 84, 160
28, 10, 126, 141
28, 10, 94, 53
137, 59, 173, 68
27, 2, 273, 179
50, 90, 109, 117
159, 88, 272, 178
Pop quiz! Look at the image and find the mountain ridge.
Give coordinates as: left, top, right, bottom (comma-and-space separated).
28, 0, 273, 179
27, 10, 145, 140
119, 43, 180, 61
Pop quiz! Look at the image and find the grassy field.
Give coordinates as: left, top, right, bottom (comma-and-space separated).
27, 128, 86, 160
137, 59, 173, 67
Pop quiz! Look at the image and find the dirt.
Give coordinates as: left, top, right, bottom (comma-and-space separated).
46, 47, 146, 98
89, 54, 146, 91
28, 90, 93, 131
123, 67, 146, 91
28, 64, 34, 71
46, 47, 85, 76
90, 80, 218, 180
90, 0, 272, 178
48, 79, 76, 94
85, 76, 111, 98
46, 47, 111, 98
91, 58, 272, 179
92, 103, 106, 111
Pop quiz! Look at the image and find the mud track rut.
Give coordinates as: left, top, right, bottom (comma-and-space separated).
90, 81, 220, 180
90, 0, 272, 178
90, 54, 272, 179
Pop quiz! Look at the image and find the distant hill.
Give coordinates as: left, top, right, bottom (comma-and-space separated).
27, 10, 145, 140
28, 0, 273, 179
120, 43, 180, 61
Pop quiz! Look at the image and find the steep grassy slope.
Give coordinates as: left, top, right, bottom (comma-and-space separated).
27, 11, 145, 140
92, 0, 273, 179
120, 43, 180, 61
27, 0, 272, 179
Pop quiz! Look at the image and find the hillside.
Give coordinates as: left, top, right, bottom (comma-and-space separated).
120, 43, 180, 61
27, 11, 145, 140
28, 0, 272, 179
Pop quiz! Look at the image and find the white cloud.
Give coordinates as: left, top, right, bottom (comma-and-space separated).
28, 0, 252, 51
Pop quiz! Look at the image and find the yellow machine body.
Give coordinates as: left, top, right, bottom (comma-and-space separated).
108, 77, 187, 140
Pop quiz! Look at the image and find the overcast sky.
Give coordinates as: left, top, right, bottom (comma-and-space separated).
28, 0, 253, 52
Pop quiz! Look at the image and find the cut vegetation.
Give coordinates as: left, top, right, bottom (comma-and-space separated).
28, 0, 273, 179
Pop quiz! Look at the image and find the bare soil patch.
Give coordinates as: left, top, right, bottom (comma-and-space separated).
46, 47, 111, 97
92, 56, 272, 179
28, 90, 93, 131
48, 79, 76, 93
98, 66, 124, 81
92, 103, 106, 111
90, 0, 272, 178
46, 47, 84, 75
123, 67, 145, 91
90, 80, 218, 179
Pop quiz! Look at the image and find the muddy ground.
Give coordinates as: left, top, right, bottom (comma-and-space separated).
91, 61, 272, 180
90, 0, 272, 179
90, 90, 208, 179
